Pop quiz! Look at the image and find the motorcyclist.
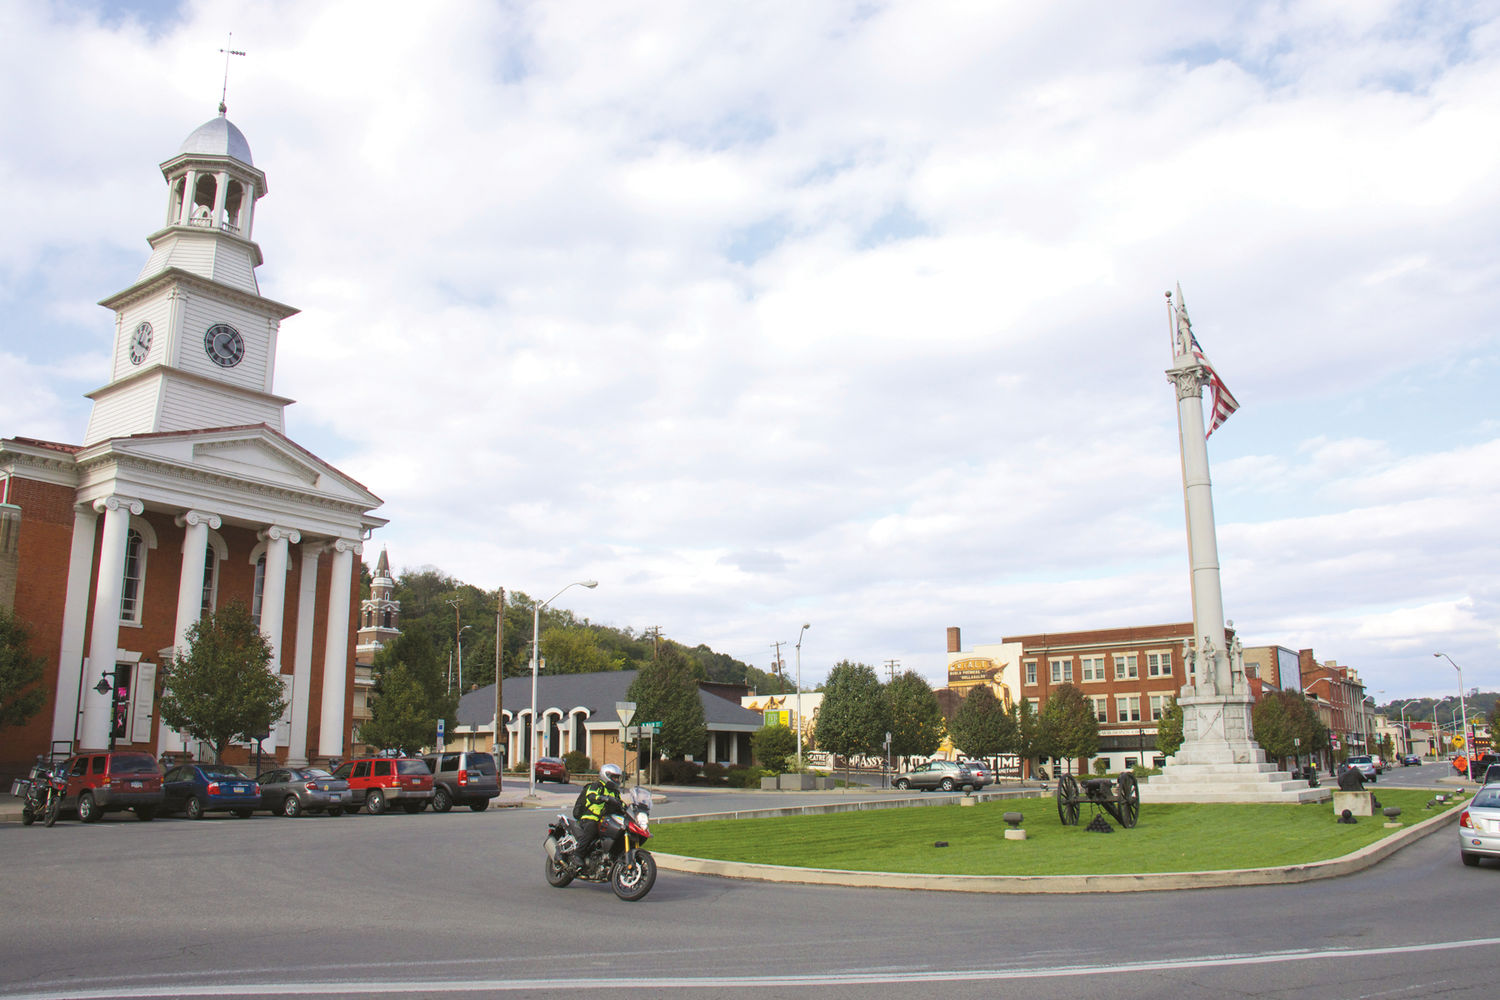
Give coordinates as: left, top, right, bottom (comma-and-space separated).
571, 762, 625, 871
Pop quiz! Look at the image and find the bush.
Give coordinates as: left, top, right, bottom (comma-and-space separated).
1130, 765, 1162, 779
1092, 758, 1110, 775
727, 767, 770, 788
563, 750, 591, 775
655, 759, 701, 785
751, 724, 797, 773
702, 762, 728, 785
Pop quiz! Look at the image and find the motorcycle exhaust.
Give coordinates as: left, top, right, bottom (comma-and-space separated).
544, 836, 559, 861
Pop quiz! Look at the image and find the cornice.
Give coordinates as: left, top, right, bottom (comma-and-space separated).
0, 440, 81, 486
98, 266, 298, 320
142, 223, 265, 270
83, 365, 296, 408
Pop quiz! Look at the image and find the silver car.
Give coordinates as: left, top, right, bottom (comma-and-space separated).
1460, 785, 1500, 866
256, 766, 350, 817
893, 760, 980, 792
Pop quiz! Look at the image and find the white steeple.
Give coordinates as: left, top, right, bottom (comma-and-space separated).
83, 111, 299, 446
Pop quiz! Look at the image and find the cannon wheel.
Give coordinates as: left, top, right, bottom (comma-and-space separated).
1117, 772, 1140, 828
1056, 774, 1081, 826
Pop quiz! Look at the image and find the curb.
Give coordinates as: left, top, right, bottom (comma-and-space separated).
652, 798, 1468, 894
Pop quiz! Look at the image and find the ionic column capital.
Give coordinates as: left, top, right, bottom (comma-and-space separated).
177, 509, 222, 530
261, 525, 302, 544
332, 537, 362, 556
94, 495, 144, 516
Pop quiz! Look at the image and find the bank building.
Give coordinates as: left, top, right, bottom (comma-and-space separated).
0, 106, 385, 777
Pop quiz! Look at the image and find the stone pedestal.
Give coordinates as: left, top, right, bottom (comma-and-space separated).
1332, 790, 1373, 816
1146, 690, 1330, 804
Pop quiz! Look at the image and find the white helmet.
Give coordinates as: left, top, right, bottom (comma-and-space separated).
600, 763, 623, 789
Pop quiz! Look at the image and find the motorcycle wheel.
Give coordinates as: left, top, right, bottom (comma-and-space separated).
544, 854, 575, 888
611, 850, 657, 902
21, 807, 35, 826
44, 790, 60, 827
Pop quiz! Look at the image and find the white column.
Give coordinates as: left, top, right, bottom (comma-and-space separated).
81, 496, 142, 750
1170, 358, 1230, 694
178, 170, 198, 224
51, 505, 99, 746
212, 171, 229, 228
286, 543, 322, 766
160, 510, 219, 753
258, 526, 298, 753
316, 538, 359, 759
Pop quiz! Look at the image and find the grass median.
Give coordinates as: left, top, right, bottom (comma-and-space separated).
649, 789, 1456, 876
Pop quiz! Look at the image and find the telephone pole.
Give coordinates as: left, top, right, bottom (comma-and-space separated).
771, 641, 787, 690
644, 625, 663, 660
884, 659, 900, 683
494, 586, 505, 779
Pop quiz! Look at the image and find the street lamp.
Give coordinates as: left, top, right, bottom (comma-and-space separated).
1398, 699, 1419, 757
1436, 653, 1472, 773
93, 670, 120, 751
794, 623, 811, 764
528, 580, 598, 798
1362, 695, 1377, 754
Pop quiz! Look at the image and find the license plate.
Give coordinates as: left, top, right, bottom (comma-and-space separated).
130, 781, 143, 788
233, 784, 248, 793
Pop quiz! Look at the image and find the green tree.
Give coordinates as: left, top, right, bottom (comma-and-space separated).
0, 608, 46, 733
1039, 683, 1098, 774
885, 670, 945, 764
947, 686, 1018, 761
540, 625, 615, 674
813, 661, 890, 764
357, 661, 433, 754
1016, 698, 1043, 774
751, 723, 797, 772
627, 646, 706, 760
1155, 696, 1184, 757
1251, 690, 1327, 764
159, 603, 287, 762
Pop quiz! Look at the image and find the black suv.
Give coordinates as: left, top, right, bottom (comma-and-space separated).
421, 750, 500, 812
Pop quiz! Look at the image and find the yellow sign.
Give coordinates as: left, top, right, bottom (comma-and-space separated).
1453, 734, 1465, 748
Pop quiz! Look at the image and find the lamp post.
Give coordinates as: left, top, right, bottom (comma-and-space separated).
1303, 676, 1333, 769
1435, 653, 1470, 774
1398, 699, 1419, 758
528, 580, 598, 798
93, 671, 119, 752
1361, 695, 1377, 755
456, 624, 472, 692
794, 623, 811, 764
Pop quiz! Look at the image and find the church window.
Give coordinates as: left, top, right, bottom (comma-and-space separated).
120, 529, 146, 624
200, 547, 218, 615
251, 555, 266, 627
382, 608, 393, 628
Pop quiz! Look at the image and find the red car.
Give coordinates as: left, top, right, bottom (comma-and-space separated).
59, 751, 164, 822
533, 756, 570, 783
332, 756, 434, 814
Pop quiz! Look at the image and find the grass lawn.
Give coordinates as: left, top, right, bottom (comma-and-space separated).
649, 789, 1459, 876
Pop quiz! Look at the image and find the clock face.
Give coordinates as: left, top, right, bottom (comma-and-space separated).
203, 323, 245, 368
129, 321, 153, 365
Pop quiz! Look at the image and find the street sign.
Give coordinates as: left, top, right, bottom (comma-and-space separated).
642, 721, 661, 733
616, 701, 636, 727
436, 717, 445, 751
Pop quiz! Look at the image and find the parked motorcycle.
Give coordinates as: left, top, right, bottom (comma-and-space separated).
17, 757, 64, 827
543, 785, 657, 901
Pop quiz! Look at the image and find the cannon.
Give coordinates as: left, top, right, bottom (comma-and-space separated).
1055, 772, 1140, 829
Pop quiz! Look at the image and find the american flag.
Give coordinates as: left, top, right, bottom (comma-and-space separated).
1174, 287, 1240, 437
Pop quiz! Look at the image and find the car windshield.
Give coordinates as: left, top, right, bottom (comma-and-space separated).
302, 768, 333, 779
1472, 788, 1500, 808
397, 759, 430, 775
111, 753, 159, 774
465, 754, 496, 774
201, 765, 246, 779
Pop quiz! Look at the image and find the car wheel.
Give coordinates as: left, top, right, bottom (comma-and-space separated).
135, 806, 156, 822
282, 795, 302, 818
185, 796, 205, 820
894, 778, 909, 790
78, 792, 101, 823
470, 799, 490, 812
232, 808, 252, 819
1462, 852, 1481, 867
326, 807, 343, 817
433, 787, 453, 813
366, 788, 387, 814
940, 777, 955, 792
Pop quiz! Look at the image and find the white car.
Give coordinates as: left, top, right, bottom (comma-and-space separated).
1459, 785, 1500, 867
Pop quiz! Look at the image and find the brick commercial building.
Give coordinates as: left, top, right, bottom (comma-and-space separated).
0, 109, 383, 779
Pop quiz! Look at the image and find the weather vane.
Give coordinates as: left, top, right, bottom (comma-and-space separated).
218, 32, 246, 115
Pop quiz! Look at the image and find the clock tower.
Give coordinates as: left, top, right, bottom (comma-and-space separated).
83, 110, 298, 445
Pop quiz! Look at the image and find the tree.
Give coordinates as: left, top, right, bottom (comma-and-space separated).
0, 608, 46, 733
1251, 690, 1328, 764
627, 646, 706, 760
1015, 698, 1042, 774
357, 661, 432, 754
751, 723, 797, 772
885, 670, 944, 764
540, 625, 615, 674
1039, 683, 1098, 774
814, 661, 890, 764
947, 685, 1018, 761
1155, 696, 1184, 758
159, 603, 287, 762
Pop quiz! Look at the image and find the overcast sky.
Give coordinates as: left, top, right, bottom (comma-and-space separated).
3, 1, 1497, 702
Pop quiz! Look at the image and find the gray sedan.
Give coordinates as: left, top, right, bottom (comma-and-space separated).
1460, 785, 1500, 866
256, 766, 350, 817
893, 760, 982, 792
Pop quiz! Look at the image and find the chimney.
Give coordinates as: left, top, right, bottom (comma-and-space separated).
946, 627, 961, 653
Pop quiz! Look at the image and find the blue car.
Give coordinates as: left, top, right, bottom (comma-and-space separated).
162, 763, 261, 820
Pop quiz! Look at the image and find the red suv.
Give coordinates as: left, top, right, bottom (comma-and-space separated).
60, 751, 164, 822
332, 756, 433, 814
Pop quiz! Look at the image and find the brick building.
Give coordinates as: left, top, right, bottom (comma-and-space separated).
0, 109, 383, 779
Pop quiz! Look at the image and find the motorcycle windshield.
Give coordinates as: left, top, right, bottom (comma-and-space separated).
629, 786, 652, 812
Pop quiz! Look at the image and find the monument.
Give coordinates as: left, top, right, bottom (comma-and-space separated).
1146, 288, 1328, 803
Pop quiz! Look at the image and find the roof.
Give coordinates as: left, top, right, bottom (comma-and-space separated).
454, 670, 765, 732
178, 114, 254, 165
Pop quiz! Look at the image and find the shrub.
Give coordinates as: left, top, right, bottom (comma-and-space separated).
563, 750, 591, 775
656, 759, 701, 785
702, 762, 728, 784
1092, 758, 1110, 775
751, 724, 797, 773
1130, 765, 1162, 779
727, 767, 770, 788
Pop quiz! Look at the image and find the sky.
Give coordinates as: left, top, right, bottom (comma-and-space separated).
2, 1, 1497, 704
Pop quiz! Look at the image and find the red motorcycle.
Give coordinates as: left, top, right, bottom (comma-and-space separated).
543, 786, 657, 901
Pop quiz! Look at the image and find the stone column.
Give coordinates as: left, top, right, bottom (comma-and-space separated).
257, 526, 298, 752
52, 505, 99, 746
316, 538, 359, 759
81, 496, 142, 750
285, 543, 322, 766
159, 510, 220, 753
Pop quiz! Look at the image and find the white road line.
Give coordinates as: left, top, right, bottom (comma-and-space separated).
5, 937, 1498, 999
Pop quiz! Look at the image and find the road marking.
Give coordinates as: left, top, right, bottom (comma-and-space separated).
5, 937, 1499, 998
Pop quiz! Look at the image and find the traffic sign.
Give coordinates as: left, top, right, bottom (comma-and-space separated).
616, 701, 636, 726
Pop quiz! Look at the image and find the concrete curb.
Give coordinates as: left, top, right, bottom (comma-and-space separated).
652, 798, 1469, 894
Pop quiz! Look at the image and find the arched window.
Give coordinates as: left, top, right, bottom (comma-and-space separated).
251, 554, 267, 627
120, 529, 146, 624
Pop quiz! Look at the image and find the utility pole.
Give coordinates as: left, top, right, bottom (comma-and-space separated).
445, 598, 463, 693
771, 640, 786, 689
494, 586, 504, 780
884, 658, 900, 683
645, 626, 662, 661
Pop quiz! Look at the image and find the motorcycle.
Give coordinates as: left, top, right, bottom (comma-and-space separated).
543, 785, 657, 902
17, 758, 65, 827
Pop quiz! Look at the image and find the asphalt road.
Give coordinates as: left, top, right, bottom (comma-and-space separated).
0, 766, 1493, 1000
